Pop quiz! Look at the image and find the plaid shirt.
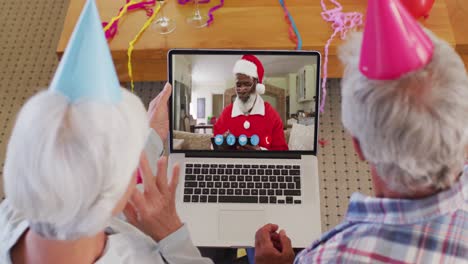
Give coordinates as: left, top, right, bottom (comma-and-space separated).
295, 168, 468, 264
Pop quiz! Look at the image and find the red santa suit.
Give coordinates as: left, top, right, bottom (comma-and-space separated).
214, 95, 288, 150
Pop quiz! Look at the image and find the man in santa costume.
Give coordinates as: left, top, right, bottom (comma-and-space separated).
213, 55, 288, 151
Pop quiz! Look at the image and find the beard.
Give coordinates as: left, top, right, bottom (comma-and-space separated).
237, 93, 257, 114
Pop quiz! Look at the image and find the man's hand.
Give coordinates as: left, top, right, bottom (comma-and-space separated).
255, 224, 295, 264
148, 82, 172, 142
222, 130, 230, 137
123, 154, 182, 242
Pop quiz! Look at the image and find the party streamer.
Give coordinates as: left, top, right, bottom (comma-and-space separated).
128, 2, 162, 92
207, 0, 224, 26
279, 0, 302, 50
103, 0, 156, 40
320, 0, 363, 112
282, 5, 298, 48
178, 0, 210, 4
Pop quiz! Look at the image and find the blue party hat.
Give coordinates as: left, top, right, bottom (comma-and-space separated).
50, 0, 121, 103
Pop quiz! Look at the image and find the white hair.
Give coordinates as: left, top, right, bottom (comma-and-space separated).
4, 88, 148, 240
339, 30, 468, 195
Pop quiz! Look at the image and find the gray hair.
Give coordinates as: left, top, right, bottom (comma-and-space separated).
339, 30, 468, 195
4, 88, 148, 240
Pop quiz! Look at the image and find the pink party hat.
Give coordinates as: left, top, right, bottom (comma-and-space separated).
359, 0, 434, 80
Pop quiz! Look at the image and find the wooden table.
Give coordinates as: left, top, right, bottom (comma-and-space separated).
445, 0, 468, 70
57, 0, 456, 82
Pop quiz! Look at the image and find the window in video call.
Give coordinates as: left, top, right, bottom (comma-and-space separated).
171, 53, 318, 152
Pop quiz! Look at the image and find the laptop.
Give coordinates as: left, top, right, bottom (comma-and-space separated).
167, 49, 322, 248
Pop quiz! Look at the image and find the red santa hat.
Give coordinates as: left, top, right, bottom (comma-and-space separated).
233, 55, 266, 94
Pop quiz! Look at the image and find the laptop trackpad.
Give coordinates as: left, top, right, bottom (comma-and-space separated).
219, 210, 266, 242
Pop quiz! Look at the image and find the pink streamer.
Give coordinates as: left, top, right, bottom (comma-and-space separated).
319, 0, 363, 113
178, 0, 210, 4
102, 0, 156, 40
207, 0, 224, 26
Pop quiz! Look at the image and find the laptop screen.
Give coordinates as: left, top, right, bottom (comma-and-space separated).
169, 50, 320, 155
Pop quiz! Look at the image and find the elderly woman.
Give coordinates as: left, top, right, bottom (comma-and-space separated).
254, 2, 468, 264
0, 83, 213, 264
0, 1, 213, 263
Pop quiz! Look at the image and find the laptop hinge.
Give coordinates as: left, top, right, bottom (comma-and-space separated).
184, 152, 302, 159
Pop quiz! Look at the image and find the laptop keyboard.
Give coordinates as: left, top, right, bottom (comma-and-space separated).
183, 163, 302, 204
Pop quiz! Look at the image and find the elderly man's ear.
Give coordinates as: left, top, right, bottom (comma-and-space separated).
352, 137, 366, 161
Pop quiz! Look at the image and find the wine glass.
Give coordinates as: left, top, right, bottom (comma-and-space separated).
152, 0, 176, 34
186, 0, 208, 28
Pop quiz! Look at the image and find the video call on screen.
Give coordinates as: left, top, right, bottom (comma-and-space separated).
171, 53, 318, 152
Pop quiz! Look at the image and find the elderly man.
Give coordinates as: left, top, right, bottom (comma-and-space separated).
0, 1, 212, 263
213, 55, 288, 151
254, 1, 468, 263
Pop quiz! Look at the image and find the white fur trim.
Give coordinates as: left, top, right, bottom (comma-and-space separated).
256, 83, 265, 94
232, 94, 265, 117
233, 60, 258, 78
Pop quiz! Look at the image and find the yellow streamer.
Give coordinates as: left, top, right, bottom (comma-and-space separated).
128, 2, 162, 92
103, 1, 137, 32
